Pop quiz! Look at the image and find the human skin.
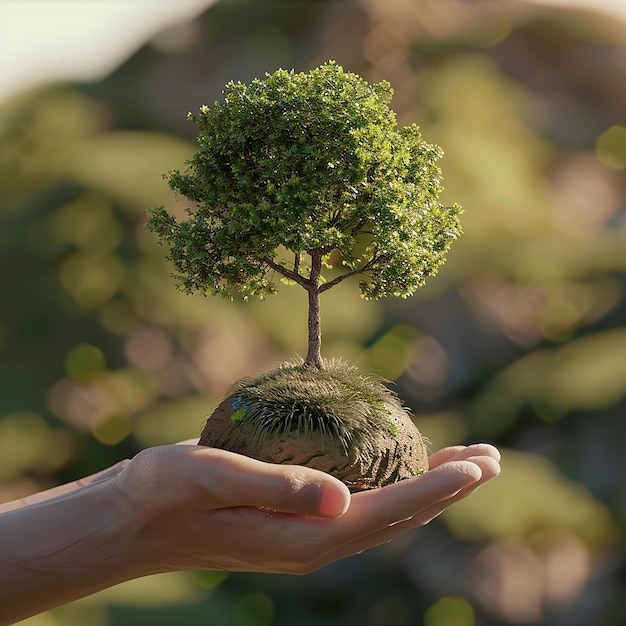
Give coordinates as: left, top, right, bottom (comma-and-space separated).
0, 442, 500, 625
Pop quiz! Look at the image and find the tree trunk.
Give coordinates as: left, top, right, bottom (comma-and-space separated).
304, 250, 323, 368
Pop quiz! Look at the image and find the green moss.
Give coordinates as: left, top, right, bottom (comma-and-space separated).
231, 407, 246, 424
387, 421, 398, 437
229, 358, 402, 454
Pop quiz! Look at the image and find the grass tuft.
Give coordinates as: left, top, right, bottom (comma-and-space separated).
230, 358, 402, 455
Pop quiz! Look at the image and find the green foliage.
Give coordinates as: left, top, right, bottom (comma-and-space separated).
147, 61, 461, 301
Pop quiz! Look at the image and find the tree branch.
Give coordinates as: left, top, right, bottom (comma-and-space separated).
350, 218, 368, 237
318, 269, 361, 293
263, 256, 309, 288
318, 255, 384, 293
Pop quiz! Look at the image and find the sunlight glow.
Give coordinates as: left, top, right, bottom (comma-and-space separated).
0, 0, 216, 101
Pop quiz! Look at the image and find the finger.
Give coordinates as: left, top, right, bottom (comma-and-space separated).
428, 444, 500, 470
176, 438, 200, 445
310, 456, 500, 566
460, 443, 501, 462
180, 446, 351, 518
428, 446, 467, 469
355, 459, 483, 524
386, 454, 500, 530
407, 454, 501, 525
463, 453, 501, 481
320, 459, 482, 548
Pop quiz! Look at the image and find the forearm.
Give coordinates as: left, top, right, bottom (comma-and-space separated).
0, 481, 149, 625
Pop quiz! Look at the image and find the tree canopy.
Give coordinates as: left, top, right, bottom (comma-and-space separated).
147, 61, 462, 303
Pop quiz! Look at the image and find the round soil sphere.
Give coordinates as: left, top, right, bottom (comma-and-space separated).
198, 361, 429, 492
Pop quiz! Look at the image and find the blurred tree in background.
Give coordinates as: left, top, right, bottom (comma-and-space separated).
1, 0, 625, 625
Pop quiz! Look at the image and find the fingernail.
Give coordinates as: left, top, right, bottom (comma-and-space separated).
317, 485, 350, 517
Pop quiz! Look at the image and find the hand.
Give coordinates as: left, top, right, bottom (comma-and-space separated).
112, 442, 501, 575
0, 442, 499, 624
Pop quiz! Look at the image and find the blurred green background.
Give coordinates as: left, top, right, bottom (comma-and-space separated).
1, 0, 625, 624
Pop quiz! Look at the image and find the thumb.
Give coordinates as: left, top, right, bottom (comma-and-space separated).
188, 447, 351, 518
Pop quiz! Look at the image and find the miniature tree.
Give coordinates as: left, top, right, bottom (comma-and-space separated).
147, 61, 461, 369
147, 62, 462, 491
